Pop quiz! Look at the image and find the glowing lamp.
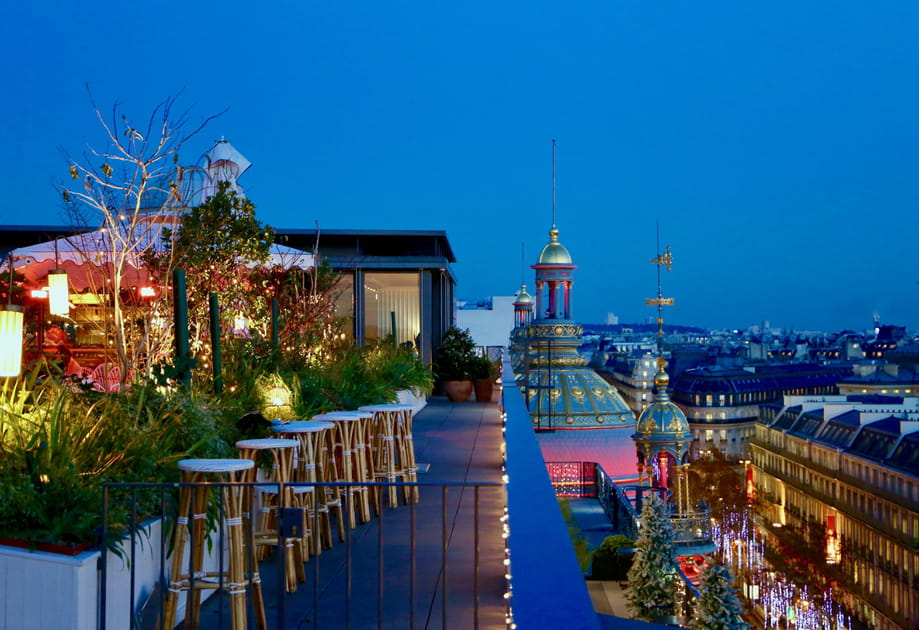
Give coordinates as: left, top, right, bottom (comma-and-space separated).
47, 269, 69, 317
267, 385, 291, 407
0, 304, 24, 377
139, 286, 156, 298
30, 289, 48, 299
233, 314, 249, 337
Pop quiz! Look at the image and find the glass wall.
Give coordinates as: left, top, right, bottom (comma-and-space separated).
364, 272, 420, 347
332, 272, 354, 339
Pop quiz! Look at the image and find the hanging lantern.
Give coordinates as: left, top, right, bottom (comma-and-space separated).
0, 304, 24, 377
47, 269, 69, 317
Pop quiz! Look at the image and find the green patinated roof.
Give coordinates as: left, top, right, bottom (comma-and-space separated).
525, 368, 635, 428
536, 227, 573, 265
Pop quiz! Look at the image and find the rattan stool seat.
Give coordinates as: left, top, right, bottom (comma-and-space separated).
273, 421, 335, 433
235, 438, 299, 450
177, 458, 254, 473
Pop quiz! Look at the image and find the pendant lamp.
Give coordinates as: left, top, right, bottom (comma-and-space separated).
48, 240, 69, 317
0, 257, 23, 377
48, 270, 69, 317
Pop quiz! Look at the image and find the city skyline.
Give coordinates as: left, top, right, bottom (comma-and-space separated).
2, 2, 918, 332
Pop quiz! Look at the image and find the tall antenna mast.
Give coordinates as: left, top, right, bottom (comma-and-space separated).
551, 139, 557, 228
520, 242, 526, 285
645, 223, 674, 356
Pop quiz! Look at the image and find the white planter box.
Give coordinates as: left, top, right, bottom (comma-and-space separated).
396, 388, 427, 414
0, 518, 226, 630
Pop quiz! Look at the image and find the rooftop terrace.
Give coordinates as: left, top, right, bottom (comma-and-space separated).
104, 364, 662, 629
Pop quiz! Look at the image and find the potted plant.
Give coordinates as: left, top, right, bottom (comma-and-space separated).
432, 327, 476, 402
471, 355, 499, 402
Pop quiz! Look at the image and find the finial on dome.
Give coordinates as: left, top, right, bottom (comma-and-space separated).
654, 356, 670, 397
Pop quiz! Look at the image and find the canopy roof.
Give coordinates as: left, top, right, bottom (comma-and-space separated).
11, 217, 313, 292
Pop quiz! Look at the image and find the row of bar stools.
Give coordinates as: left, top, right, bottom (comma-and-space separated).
270, 420, 338, 551
313, 411, 374, 527
163, 458, 266, 630
235, 438, 305, 593
359, 403, 419, 505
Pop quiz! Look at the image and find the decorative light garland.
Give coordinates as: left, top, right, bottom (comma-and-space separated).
501, 408, 516, 628
712, 509, 852, 630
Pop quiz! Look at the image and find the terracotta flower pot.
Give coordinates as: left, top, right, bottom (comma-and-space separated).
444, 380, 473, 402
473, 378, 493, 402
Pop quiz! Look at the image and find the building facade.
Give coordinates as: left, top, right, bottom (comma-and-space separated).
752, 395, 919, 630
669, 364, 846, 459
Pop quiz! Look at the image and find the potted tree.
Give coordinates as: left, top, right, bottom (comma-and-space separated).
471, 355, 499, 402
432, 327, 476, 402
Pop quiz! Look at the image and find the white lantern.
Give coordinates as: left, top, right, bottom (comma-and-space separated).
47, 269, 69, 317
0, 305, 24, 377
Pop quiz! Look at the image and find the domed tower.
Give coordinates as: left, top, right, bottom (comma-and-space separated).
523, 224, 633, 428
513, 284, 535, 328
521, 142, 634, 433
633, 357, 693, 516
509, 285, 535, 379
533, 226, 575, 320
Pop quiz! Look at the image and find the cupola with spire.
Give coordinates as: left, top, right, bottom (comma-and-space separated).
518, 140, 634, 431
631, 240, 696, 519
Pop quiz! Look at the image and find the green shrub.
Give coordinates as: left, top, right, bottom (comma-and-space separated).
432, 327, 477, 381
591, 534, 635, 580
0, 374, 230, 547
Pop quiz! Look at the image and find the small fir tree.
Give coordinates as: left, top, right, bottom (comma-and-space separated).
624, 492, 679, 621
690, 562, 748, 630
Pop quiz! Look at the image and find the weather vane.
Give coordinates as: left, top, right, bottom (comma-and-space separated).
645, 227, 674, 353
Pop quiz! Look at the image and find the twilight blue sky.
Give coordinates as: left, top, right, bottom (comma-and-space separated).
2, 2, 918, 333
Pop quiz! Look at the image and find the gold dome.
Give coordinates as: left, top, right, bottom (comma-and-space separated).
514, 284, 535, 304
536, 227, 573, 265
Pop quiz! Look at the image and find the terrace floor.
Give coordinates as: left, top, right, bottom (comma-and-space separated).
183, 397, 509, 630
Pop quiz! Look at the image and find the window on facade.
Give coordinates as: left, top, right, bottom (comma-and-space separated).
364, 272, 421, 347
719, 429, 727, 441
705, 429, 713, 442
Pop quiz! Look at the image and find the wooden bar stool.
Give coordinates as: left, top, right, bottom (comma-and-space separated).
336, 410, 379, 518
313, 412, 373, 527
271, 420, 336, 551
360, 403, 419, 504
394, 404, 419, 504
163, 458, 265, 630
314, 420, 347, 542
235, 438, 305, 593
358, 404, 400, 509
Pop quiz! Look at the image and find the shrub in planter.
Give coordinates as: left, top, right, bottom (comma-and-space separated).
432, 327, 477, 401
591, 534, 634, 580
471, 355, 499, 402
0, 373, 231, 550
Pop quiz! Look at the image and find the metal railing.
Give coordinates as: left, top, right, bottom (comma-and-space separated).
546, 461, 713, 550
99, 479, 505, 630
